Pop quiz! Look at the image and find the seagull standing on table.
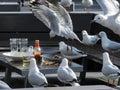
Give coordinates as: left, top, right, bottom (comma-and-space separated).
0, 80, 11, 89
59, 41, 86, 60
81, 30, 100, 45
60, 0, 72, 11
57, 58, 80, 86
30, 0, 82, 44
98, 31, 120, 53
28, 58, 48, 87
91, 0, 120, 36
81, 0, 93, 12
102, 52, 120, 85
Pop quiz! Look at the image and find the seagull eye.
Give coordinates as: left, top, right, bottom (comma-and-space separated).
97, 17, 100, 19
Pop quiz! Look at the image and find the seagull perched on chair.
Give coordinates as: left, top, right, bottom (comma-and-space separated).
81, 0, 93, 12
57, 58, 80, 86
0, 80, 11, 89
28, 58, 48, 87
81, 30, 100, 45
102, 52, 120, 85
59, 41, 86, 60
30, 1, 82, 44
98, 31, 120, 53
91, 0, 120, 36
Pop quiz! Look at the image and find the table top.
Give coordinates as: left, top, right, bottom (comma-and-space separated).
0, 46, 85, 76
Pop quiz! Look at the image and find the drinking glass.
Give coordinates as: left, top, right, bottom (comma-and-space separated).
10, 38, 18, 53
20, 38, 28, 52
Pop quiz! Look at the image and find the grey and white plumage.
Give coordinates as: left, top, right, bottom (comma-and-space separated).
0, 80, 11, 89
102, 52, 120, 84
59, 41, 86, 59
60, 0, 72, 7
81, 30, 100, 45
81, 0, 93, 11
98, 31, 120, 53
31, 1, 82, 43
92, 0, 120, 36
57, 58, 80, 86
28, 58, 48, 87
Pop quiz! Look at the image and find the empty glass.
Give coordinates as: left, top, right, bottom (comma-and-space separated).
10, 38, 18, 53
19, 38, 28, 52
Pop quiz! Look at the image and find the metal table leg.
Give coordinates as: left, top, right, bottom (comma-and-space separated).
4, 68, 12, 86
79, 57, 88, 85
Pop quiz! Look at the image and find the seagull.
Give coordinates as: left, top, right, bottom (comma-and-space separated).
60, 0, 72, 11
28, 58, 48, 87
81, 0, 93, 12
91, 0, 120, 36
102, 52, 120, 85
59, 41, 86, 60
30, 1, 82, 43
81, 30, 100, 45
0, 80, 11, 89
98, 31, 120, 53
57, 58, 80, 86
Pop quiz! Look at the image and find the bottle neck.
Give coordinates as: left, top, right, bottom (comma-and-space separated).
35, 40, 40, 48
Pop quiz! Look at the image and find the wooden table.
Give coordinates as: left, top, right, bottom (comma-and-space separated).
0, 47, 87, 87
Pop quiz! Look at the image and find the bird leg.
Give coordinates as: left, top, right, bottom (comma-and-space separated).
67, 39, 73, 51
68, 59, 72, 66
107, 79, 110, 86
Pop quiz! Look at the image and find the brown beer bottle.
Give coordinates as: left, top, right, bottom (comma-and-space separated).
34, 40, 42, 63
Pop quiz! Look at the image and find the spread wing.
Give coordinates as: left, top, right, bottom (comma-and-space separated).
96, 0, 119, 15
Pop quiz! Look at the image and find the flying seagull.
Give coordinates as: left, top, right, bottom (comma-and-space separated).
92, 0, 120, 36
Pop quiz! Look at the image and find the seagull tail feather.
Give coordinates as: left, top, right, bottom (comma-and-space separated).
117, 72, 120, 76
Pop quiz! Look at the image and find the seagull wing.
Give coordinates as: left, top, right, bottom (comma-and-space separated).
58, 5, 73, 31
102, 64, 120, 76
31, 5, 60, 35
57, 67, 77, 83
32, 8, 50, 28
96, 0, 119, 15
28, 72, 48, 86
106, 40, 120, 51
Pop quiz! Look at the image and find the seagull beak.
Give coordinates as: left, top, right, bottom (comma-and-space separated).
90, 20, 96, 24
97, 34, 101, 38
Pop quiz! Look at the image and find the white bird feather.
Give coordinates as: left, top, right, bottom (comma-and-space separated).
0, 80, 11, 89
59, 41, 86, 59
98, 31, 120, 53
57, 58, 80, 86
81, 0, 93, 11
60, 0, 72, 7
81, 30, 100, 45
28, 58, 48, 87
102, 52, 120, 84
92, 0, 120, 35
31, 1, 82, 43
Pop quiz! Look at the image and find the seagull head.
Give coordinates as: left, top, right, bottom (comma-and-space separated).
59, 41, 65, 50
91, 14, 107, 25
98, 31, 107, 38
60, 58, 69, 67
82, 30, 88, 36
